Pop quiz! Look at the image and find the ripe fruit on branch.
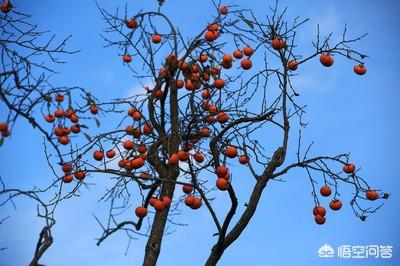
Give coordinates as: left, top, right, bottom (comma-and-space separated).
58, 136, 70, 145
201, 90, 211, 99
208, 23, 219, 31
225, 146, 238, 158
190, 197, 202, 209
222, 54, 233, 64
62, 174, 73, 183
154, 89, 164, 98
211, 66, 220, 75
135, 206, 148, 218
177, 150, 189, 161
44, 114, 55, 123
206, 115, 215, 124
143, 123, 153, 134
69, 114, 79, 123
62, 163, 72, 173
243, 46, 254, 56
208, 105, 218, 114
216, 178, 229, 191
125, 125, 136, 135
193, 80, 202, 90
0, 122, 9, 133
183, 184, 193, 194
192, 64, 200, 73
55, 94, 64, 102
132, 111, 142, 121
219, 6, 228, 15
65, 108, 74, 118
222, 171, 231, 180
1, 2, 12, 13
238, 155, 249, 164
131, 127, 141, 138
151, 34, 162, 44
313, 206, 326, 217
74, 170, 86, 181
127, 107, 137, 117
233, 50, 243, 59
106, 150, 116, 158
185, 196, 195, 207
169, 154, 179, 165
288, 60, 298, 71
201, 101, 210, 110
70, 125, 80, 134
366, 190, 378, 201
176, 79, 184, 89
199, 54, 208, 63
320, 53, 334, 67
149, 197, 157, 206
152, 199, 165, 211
123, 140, 135, 150
54, 126, 69, 136
54, 109, 64, 118
329, 199, 342, 211
214, 79, 225, 89
320, 185, 332, 197
194, 152, 205, 163
271, 38, 286, 50
1, 130, 10, 137
138, 145, 147, 153
200, 127, 211, 137
185, 80, 193, 90
314, 214, 326, 225
93, 150, 104, 161
216, 166, 228, 178
159, 67, 168, 76
217, 112, 229, 123
166, 54, 176, 64
241, 59, 252, 70
343, 163, 355, 174
162, 196, 171, 208
205, 31, 219, 42
125, 18, 138, 29
123, 54, 132, 63
221, 60, 232, 69
178, 60, 188, 71
90, 104, 99, 114
354, 64, 366, 75
131, 158, 145, 169
123, 160, 133, 170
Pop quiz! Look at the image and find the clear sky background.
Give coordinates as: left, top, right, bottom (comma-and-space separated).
1, 0, 399, 266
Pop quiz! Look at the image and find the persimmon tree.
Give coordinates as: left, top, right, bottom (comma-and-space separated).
0, 1, 389, 266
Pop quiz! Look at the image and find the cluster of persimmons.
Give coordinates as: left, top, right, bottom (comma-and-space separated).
313, 163, 378, 224
0, 3, 372, 224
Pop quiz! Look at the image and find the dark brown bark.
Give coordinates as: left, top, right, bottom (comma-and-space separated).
142, 180, 176, 266
29, 226, 53, 266
143, 43, 180, 265
205, 147, 285, 266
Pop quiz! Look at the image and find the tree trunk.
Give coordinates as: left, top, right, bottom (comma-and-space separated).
203, 148, 284, 266
204, 244, 225, 266
142, 210, 169, 266
142, 173, 178, 266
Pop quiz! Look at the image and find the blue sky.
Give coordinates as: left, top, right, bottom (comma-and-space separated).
1, 1, 400, 266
